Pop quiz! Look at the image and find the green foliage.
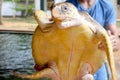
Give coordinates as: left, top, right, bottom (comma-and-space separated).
14, 4, 26, 11
4, 0, 34, 16
14, 3, 34, 11
117, 21, 120, 27
4, 0, 20, 1
4, 0, 12, 1
15, 4, 34, 16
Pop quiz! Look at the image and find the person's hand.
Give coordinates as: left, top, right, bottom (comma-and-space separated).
107, 30, 120, 52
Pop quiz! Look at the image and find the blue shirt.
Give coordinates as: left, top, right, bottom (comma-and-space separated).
66, 0, 116, 28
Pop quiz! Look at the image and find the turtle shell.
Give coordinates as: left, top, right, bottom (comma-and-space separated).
32, 23, 106, 76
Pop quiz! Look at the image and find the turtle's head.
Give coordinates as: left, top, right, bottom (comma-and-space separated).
51, 2, 80, 24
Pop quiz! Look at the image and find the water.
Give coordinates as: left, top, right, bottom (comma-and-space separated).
0, 33, 35, 80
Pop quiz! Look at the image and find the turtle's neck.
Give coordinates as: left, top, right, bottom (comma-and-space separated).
78, 0, 96, 9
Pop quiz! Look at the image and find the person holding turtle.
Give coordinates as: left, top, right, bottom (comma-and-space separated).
65, 0, 120, 80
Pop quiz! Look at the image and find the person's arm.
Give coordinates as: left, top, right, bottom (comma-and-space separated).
103, 0, 120, 51
106, 24, 120, 51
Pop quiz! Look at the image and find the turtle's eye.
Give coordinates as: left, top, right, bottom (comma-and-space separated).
61, 5, 69, 13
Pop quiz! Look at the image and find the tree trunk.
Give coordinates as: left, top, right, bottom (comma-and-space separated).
12, 0, 16, 18
24, 0, 29, 17
0, 0, 2, 25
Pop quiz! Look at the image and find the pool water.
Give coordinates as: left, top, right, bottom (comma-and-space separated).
0, 33, 35, 80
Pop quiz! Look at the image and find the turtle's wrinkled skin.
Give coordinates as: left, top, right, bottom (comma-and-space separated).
15, 2, 117, 80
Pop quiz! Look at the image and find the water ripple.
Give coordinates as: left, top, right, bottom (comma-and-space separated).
0, 33, 34, 79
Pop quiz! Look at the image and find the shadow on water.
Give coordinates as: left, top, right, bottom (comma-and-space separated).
0, 33, 50, 80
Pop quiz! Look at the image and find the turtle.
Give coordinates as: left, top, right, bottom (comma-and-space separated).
14, 2, 117, 80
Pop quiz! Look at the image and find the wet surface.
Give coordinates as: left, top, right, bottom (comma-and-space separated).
0, 33, 34, 80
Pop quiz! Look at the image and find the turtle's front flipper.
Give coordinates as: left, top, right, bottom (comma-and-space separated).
82, 12, 118, 80
96, 29, 118, 80
34, 10, 54, 32
13, 68, 60, 80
